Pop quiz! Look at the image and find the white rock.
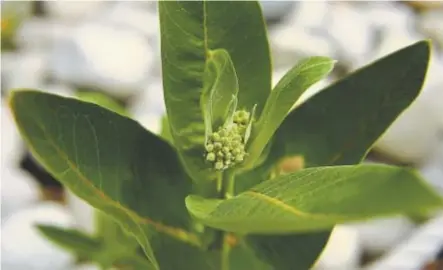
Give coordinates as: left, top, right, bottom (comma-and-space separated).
259, 1, 295, 21
349, 216, 416, 256
129, 80, 166, 121
1, 103, 23, 167
359, 26, 424, 68
313, 225, 361, 270
420, 141, 443, 195
326, 3, 375, 67
15, 18, 74, 52
65, 190, 96, 234
286, 1, 329, 30
49, 22, 154, 98
366, 213, 443, 270
1, 169, 40, 222
101, 2, 160, 38
2, 51, 48, 93
269, 26, 335, 70
419, 9, 443, 48
1, 202, 76, 270
363, 2, 416, 31
45, 1, 105, 21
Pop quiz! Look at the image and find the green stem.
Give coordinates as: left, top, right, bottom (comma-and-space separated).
216, 170, 235, 270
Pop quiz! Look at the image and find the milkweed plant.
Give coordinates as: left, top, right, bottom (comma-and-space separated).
8, 1, 443, 270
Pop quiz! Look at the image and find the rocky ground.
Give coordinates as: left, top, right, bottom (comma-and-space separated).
1, 1, 442, 270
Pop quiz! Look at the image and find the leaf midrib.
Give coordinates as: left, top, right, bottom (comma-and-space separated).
11, 99, 201, 247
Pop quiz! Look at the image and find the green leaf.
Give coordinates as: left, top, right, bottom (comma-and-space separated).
9, 90, 202, 269
76, 91, 128, 117
159, 1, 271, 183
186, 164, 443, 234
245, 57, 335, 169
202, 49, 239, 132
245, 232, 331, 270
159, 115, 173, 144
37, 225, 103, 259
242, 40, 432, 269
37, 224, 148, 269
272, 40, 431, 168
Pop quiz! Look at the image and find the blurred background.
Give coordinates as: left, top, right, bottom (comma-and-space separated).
1, 1, 442, 269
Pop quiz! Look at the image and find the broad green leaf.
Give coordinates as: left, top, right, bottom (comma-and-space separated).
245, 57, 335, 169
186, 164, 443, 234
159, 115, 173, 144
271, 40, 431, 168
159, 1, 271, 183
76, 91, 128, 117
10, 90, 202, 269
94, 212, 141, 266
245, 232, 331, 270
37, 225, 103, 259
202, 49, 239, 132
37, 224, 149, 269
243, 40, 431, 269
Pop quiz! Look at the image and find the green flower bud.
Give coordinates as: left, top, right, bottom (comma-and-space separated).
235, 154, 244, 162
217, 151, 224, 158
212, 132, 221, 142
205, 143, 214, 152
233, 134, 242, 142
206, 152, 215, 161
214, 142, 222, 150
219, 129, 227, 137
215, 161, 224, 170
232, 148, 241, 155
222, 147, 230, 154
221, 137, 229, 145
225, 153, 232, 160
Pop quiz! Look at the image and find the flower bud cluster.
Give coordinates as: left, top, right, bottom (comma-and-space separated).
205, 110, 250, 171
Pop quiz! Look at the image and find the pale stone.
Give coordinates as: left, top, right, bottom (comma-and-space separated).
1, 169, 40, 222
65, 190, 96, 234
269, 25, 335, 69
45, 1, 105, 21
326, 3, 375, 68
259, 1, 295, 21
418, 9, 443, 48
101, 2, 160, 38
366, 213, 443, 270
1, 202, 76, 270
15, 18, 73, 52
1, 104, 23, 166
129, 80, 166, 133
363, 2, 416, 31
49, 22, 154, 98
3, 51, 48, 93
420, 141, 443, 195
313, 225, 361, 270
350, 217, 416, 256
286, 1, 329, 30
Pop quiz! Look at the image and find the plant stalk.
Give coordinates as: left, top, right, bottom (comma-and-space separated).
216, 170, 235, 270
